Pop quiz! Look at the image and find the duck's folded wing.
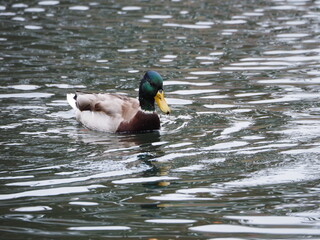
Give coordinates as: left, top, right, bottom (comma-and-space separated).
67, 91, 140, 132
75, 92, 138, 116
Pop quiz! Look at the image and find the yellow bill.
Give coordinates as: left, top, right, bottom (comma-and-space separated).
155, 90, 171, 114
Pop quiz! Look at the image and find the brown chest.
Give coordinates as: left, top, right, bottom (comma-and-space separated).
116, 111, 160, 133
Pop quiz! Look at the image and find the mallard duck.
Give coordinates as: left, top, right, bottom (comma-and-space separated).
67, 71, 171, 133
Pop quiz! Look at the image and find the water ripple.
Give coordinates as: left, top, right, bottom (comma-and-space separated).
0, 185, 105, 200
69, 6, 89, 11
190, 224, 320, 235
68, 226, 131, 231
38, 1, 60, 6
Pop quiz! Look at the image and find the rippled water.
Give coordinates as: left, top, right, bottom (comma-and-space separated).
1, 0, 320, 239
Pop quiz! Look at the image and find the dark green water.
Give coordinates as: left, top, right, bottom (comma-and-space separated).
1, 0, 320, 239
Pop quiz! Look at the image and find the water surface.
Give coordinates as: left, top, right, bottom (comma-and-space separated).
1, 0, 320, 239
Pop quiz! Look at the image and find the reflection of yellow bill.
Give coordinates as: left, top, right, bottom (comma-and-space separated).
155, 90, 171, 114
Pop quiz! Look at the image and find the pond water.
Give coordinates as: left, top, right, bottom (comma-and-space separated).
1, 0, 320, 239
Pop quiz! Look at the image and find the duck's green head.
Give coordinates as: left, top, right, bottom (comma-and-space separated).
139, 71, 171, 114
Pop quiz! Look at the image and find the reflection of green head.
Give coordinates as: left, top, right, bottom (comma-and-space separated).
139, 71, 164, 111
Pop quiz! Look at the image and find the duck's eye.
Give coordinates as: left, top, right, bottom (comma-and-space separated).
148, 80, 156, 88
142, 81, 154, 94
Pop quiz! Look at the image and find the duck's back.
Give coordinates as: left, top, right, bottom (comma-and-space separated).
67, 91, 141, 132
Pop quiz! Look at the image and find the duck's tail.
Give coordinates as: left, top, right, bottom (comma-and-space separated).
66, 93, 77, 110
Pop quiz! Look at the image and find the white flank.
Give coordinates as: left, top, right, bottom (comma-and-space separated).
77, 111, 121, 132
